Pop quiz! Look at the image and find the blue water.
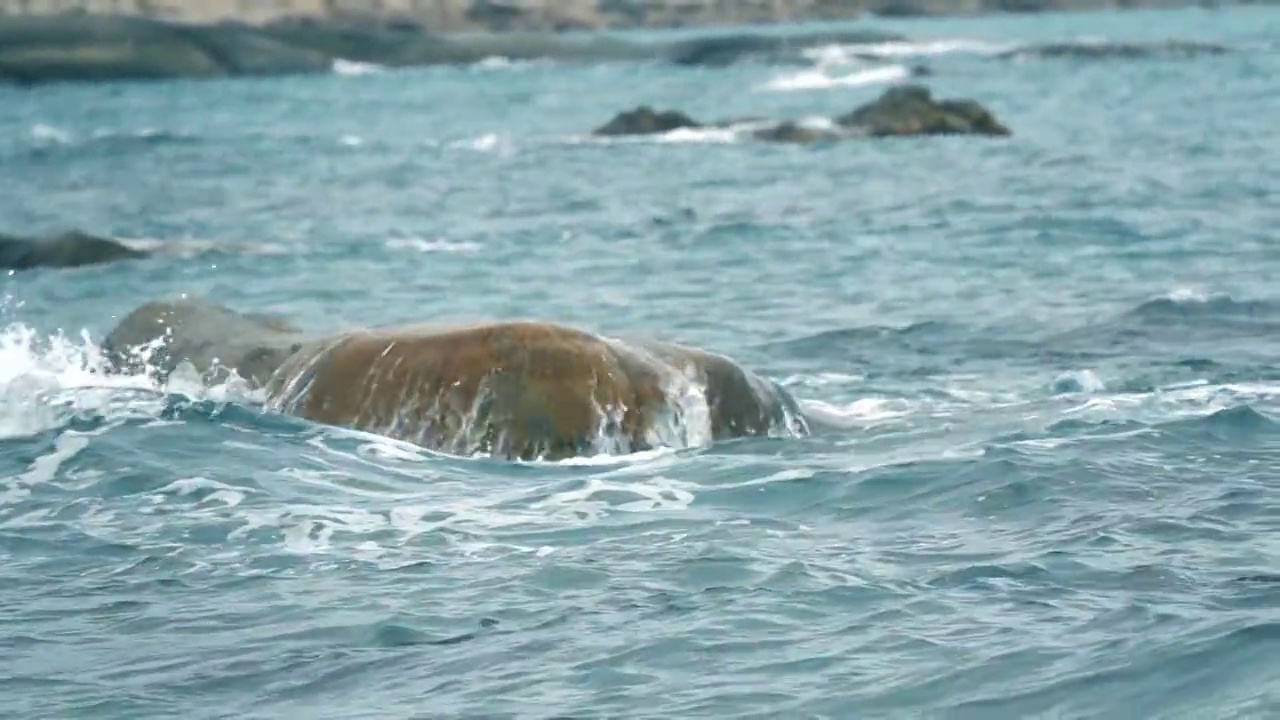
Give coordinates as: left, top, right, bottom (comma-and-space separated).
2, 6, 1279, 718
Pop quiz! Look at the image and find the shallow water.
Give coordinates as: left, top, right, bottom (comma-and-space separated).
1, 6, 1278, 718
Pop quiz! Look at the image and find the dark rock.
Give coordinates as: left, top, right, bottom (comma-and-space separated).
102, 297, 307, 387
996, 39, 1230, 61
910, 64, 933, 77
0, 229, 149, 271
836, 85, 1011, 137
593, 106, 702, 136
752, 121, 844, 144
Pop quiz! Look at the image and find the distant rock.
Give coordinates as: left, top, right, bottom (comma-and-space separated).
0, 229, 149, 271
593, 106, 702, 136
836, 85, 1011, 137
996, 39, 1230, 61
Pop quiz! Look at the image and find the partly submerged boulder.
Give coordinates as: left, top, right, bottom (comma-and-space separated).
593, 106, 703, 136
101, 297, 811, 460
836, 85, 1011, 137
0, 229, 149, 271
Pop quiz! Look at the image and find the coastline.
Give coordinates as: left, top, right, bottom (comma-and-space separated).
0, 0, 1242, 86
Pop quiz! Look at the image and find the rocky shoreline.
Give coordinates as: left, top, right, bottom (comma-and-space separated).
0, 14, 907, 85
0, 0, 1239, 87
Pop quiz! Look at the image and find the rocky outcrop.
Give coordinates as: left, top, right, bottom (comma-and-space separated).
0, 229, 149, 271
102, 297, 810, 460
836, 85, 1011, 137
594, 85, 1010, 142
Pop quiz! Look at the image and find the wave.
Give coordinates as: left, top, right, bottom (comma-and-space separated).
383, 237, 483, 254
1122, 290, 1280, 324
331, 58, 384, 76
0, 321, 259, 442
760, 63, 912, 93
570, 125, 745, 146
22, 123, 198, 151
803, 39, 1016, 64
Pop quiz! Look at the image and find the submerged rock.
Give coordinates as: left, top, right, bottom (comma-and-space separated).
751, 121, 844, 144
0, 229, 149, 271
836, 85, 1011, 137
593, 106, 702, 136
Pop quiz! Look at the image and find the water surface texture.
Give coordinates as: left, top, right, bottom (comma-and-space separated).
2, 6, 1279, 719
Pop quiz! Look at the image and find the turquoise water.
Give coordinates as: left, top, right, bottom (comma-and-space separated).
2, 6, 1279, 718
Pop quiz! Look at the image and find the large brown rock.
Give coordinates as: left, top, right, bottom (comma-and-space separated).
102, 298, 809, 460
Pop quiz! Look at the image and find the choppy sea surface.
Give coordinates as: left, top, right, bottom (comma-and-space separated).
2, 6, 1279, 718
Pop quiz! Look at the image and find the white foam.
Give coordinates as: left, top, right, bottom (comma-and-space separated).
547, 447, 680, 468
799, 397, 920, 429
761, 64, 912, 92
531, 475, 698, 519
780, 372, 867, 389
30, 123, 71, 144
657, 126, 740, 144
0, 319, 261, 441
1052, 369, 1106, 395
156, 477, 249, 508
818, 39, 1016, 61
717, 467, 816, 491
469, 56, 548, 72
1060, 381, 1280, 423
332, 58, 384, 76
1165, 286, 1211, 304
384, 237, 483, 254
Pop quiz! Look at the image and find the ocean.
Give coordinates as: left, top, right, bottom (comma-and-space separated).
1, 5, 1278, 718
